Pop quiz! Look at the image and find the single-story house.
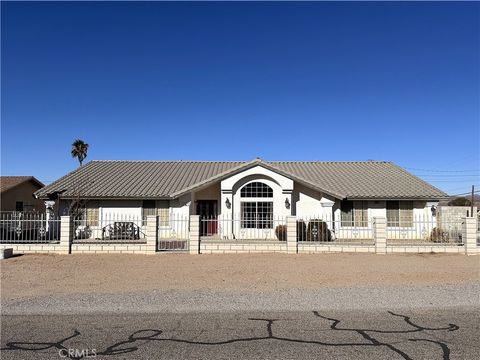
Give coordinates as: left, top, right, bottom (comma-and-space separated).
1, 176, 45, 212
33, 159, 448, 241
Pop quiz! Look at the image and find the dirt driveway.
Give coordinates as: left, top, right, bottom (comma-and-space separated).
1, 253, 478, 301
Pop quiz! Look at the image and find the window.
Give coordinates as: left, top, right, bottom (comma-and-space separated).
241, 182, 273, 198
340, 200, 368, 227
142, 200, 156, 224
85, 201, 99, 226
15, 201, 23, 212
241, 202, 273, 229
387, 201, 413, 227
156, 200, 170, 226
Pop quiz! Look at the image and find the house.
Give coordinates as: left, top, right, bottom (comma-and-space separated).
1, 176, 45, 212
33, 159, 448, 242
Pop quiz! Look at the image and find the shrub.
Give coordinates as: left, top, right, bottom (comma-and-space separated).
430, 227, 447, 243
306, 219, 332, 242
275, 224, 287, 241
448, 197, 472, 206
296, 220, 307, 241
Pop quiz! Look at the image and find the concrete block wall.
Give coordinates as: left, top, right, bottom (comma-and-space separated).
0, 243, 68, 254
189, 215, 200, 254
373, 217, 387, 254
286, 216, 297, 254
145, 215, 158, 255
1, 215, 476, 256
71, 243, 149, 254
298, 244, 375, 253
200, 241, 287, 254
463, 217, 478, 255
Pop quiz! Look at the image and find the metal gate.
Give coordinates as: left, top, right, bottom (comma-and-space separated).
157, 214, 189, 251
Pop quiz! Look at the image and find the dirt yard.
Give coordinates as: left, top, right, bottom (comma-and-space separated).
1, 253, 478, 301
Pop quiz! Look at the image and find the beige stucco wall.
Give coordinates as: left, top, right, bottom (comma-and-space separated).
1, 182, 44, 211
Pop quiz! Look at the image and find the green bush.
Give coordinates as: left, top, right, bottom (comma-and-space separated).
296, 220, 307, 241
275, 224, 287, 241
306, 219, 332, 242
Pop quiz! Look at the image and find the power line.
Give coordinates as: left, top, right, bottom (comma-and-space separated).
423, 180, 480, 183
449, 190, 480, 197
405, 167, 479, 173
414, 174, 479, 177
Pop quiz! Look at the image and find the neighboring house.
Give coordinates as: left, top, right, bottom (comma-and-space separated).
34, 159, 448, 241
1, 176, 45, 212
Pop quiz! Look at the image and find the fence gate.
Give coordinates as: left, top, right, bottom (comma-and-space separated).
157, 214, 189, 251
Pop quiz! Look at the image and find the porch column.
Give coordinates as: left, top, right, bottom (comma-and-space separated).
145, 215, 158, 255
286, 216, 297, 254
373, 217, 387, 254
59, 216, 73, 254
463, 217, 478, 255
189, 215, 200, 254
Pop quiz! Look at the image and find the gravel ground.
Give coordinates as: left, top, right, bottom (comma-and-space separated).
1, 253, 478, 302
3, 284, 479, 315
1, 253, 478, 315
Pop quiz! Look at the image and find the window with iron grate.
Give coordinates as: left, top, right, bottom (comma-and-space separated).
340, 200, 368, 227
387, 201, 413, 227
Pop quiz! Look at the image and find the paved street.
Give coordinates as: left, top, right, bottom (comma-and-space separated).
1, 308, 479, 360
2, 254, 478, 359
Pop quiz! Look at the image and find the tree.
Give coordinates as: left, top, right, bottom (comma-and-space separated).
71, 139, 89, 166
69, 139, 90, 217
448, 197, 472, 206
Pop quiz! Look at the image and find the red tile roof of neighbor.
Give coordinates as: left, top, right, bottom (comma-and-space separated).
0, 176, 44, 194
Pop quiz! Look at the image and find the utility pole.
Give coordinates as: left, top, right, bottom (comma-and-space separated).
471, 185, 475, 217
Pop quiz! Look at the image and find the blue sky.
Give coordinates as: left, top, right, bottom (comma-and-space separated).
1, 1, 479, 195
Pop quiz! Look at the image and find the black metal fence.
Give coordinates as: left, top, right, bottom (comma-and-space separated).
0, 212, 60, 244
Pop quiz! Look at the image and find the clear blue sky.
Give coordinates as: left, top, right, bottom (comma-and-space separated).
1, 1, 479, 195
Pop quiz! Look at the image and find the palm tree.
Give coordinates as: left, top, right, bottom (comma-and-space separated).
71, 139, 89, 166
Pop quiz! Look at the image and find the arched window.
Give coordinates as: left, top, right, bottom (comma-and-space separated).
240, 182, 273, 229
240, 182, 273, 198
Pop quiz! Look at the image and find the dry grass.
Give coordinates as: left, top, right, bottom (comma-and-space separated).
1, 253, 478, 301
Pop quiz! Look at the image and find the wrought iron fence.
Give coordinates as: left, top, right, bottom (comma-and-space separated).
386, 215, 463, 246
157, 213, 189, 251
297, 215, 374, 244
200, 214, 287, 241
73, 214, 146, 242
0, 212, 60, 243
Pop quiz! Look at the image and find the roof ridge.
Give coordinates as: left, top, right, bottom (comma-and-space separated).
89, 160, 250, 163
88, 159, 390, 164
267, 160, 390, 163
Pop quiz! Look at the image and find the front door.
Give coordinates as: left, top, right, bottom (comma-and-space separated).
197, 200, 218, 236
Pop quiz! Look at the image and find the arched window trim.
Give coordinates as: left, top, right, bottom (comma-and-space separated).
240, 181, 273, 198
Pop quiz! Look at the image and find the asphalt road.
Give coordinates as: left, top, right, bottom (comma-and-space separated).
1, 308, 479, 360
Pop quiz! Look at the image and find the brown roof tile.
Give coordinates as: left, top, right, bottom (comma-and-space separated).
1, 176, 44, 193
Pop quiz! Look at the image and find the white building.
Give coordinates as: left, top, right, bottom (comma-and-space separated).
34, 158, 447, 242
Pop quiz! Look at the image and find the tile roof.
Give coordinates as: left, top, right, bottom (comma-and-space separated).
1, 176, 44, 193
34, 159, 448, 200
